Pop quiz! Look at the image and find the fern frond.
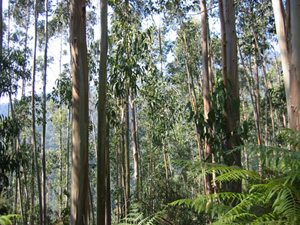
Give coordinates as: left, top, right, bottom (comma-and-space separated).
273, 184, 300, 223
0, 214, 20, 225
204, 163, 238, 175
118, 203, 144, 224
213, 212, 257, 225
251, 212, 277, 224
284, 171, 300, 185
118, 203, 169, 225
171, 192, 246, 218
212, 169, 262, 184
138, 209, 167, 225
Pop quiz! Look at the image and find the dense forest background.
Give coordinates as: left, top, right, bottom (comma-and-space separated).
1, 0, 300, 224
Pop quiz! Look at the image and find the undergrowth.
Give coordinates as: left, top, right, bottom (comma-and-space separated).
171, 130, 300, 224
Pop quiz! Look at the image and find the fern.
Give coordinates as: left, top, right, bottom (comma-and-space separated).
0, 214, 20, 225
118, 203, 167, 225
171, 131, 300, 224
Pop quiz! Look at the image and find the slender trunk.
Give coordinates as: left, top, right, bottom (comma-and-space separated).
90, 98, 98, 157
182, 32, 202, 161
130, 89, 139, 200
32, 0, 43, 223
115, 123, 122, 221
201, 0, 213, 195
42, 0, 48, 223
23, 157, 29, 225
65, 108, 71, 208
58, 28, 63, 218
21, 0, 31, 98
70, 0, 90, 224
30, 157, 35, 225
124, 94, 130, 215
59, 102, 63, 216
262, 51, 273, 143
89, 182, 95, 225
253, 44, 262, 147
272, 48, 281, 83
121, 102, 126, 218
105, 123, 111, 225
252, 42, 263, 176
97, 0, 108, 223
162, 140, 169, 198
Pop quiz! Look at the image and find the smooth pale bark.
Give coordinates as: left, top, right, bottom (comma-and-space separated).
105, 123, 111, 225
42, 0, 48, 223
272, 0, 300, 132
124, 0, 131, 215
65, 109, 71, 209
124, 95, 130, 215
30, 157, 35, 224
32, 0, 43, 223
70, 0, 89, 224
120, 102, 126, 218
219, 0, 241, 193
130, 89, 139, 200
97, 0, 108, 223
58, 32, 64, 217
201, 0, 213, 195
21, 0, 31, 97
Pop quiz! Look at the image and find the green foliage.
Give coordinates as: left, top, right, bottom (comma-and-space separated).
0, 115, 22, 192
49, 69, 72, 108
0, 48, 30, 97
0, 214, 20, 225
172, 131, 300, 224
118, 203, 167, 225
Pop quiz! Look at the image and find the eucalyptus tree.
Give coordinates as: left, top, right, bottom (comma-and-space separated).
30, 0, 44, 223
272, 0, 300, 132
41, 0, 49, 223
70, 0, 89, 223
218, 0, 241, 193
109, 0, 150, 217
97, 0, 108, 223
201, 0, 213, 195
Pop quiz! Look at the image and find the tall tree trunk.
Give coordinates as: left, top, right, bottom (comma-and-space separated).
201, 0, 213, 195
70, 0, 89, 224
59, 31, 64, 218
21, 0, 31, 99
253, 44, 262, 147
59, 99, 63, 216
97, 0, 108, 223
30, 157, 35, 224
124, 94, 130, 215
65, 108, 71, 208
218, 0, 241, 193
105, 123, 111, 225
182, 30, 202, 162
272, 0, 300, 132
252, 42, 263, 177
130, 89, 139, 200
120, 102, 126, 218
32, 0, 43, 223
42, 0, 48, 223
